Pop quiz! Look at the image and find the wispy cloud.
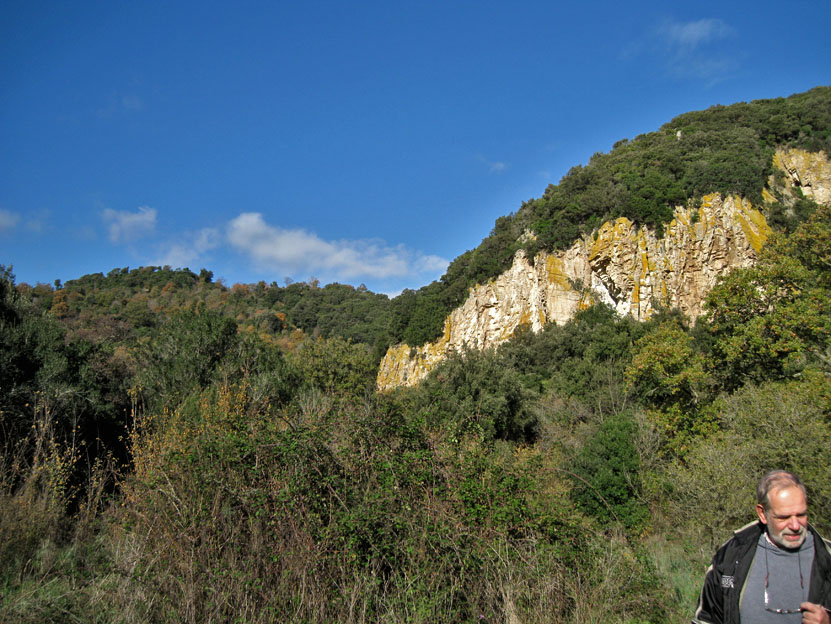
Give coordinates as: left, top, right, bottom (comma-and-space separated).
658, 18, 732, 51
120, 95, 143, 111
101, 206, 157, 243
656, 18, 735, 83
0, 209, 21, 232
96, 92, 145, 119
228, 212, 447, 283
155, 227, 221, 268
624, 17, 737, 85
476, 154, 508, 174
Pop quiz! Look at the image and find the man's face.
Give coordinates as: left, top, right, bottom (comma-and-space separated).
755, 485, 808, 549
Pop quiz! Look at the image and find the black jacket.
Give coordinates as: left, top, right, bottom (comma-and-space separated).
692, 521, 831, 624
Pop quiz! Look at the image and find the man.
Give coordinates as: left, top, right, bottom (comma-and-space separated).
693, 470, 831, 623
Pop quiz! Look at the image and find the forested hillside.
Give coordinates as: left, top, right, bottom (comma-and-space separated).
1, 87, 830, 623
23, 266, 394, 356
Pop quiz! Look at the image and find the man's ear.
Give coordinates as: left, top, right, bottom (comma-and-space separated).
756, 504, 768, 525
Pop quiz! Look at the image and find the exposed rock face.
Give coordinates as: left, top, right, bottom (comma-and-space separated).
589, 193, 770, 321
377, 148, 831, 391
773, 148, 831, 205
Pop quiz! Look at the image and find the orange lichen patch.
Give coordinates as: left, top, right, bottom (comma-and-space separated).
545, 254, 574, 290
733, 196, 771, 253
636, 230, 656, 272
506, 308, 535, 341
783, 148, 831, 178
771, 148, 831, 203
698, 194, 723, 230
590, 217, 632, 261
577, 295, 593, 311
439, 316, 453, 345
632, 279, 641, 305
376, 343, 412, 390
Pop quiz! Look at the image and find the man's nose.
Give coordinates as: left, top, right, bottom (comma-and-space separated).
787, 516, 801, 531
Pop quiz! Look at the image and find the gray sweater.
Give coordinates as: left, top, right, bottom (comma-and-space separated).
739, 531, 814, 623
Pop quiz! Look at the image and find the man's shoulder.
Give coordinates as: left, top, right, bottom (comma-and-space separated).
712, 521, 762, 561
732, 519, 762, 538
810, 525, 831, 558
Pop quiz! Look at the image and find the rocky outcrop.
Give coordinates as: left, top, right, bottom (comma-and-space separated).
772, 148, 831, 205
377, 148, 831, 391
588, 193, 770, 321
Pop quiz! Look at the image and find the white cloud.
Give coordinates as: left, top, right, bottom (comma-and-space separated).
0, 209, 21, 232
155, 227, 221, 268
101, 206, 157, 243
413, 253, 450, 275
97, 91, 145, 119
228, 212, 448, 282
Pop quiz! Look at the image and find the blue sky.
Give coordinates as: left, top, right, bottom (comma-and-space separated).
2, 1, 829, 295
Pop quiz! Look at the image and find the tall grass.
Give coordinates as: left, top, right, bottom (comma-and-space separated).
0, 402, 127, 623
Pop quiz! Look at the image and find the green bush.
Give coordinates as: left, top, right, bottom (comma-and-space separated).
704, 204, 831, 390
134, 306, 239, 411
291, 335, 377, 400
410, 347, 536, 443
114, 381, 606, 623
570, 411, 649, 531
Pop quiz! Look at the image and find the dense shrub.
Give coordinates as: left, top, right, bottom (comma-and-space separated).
570, 411, 648, 531
113, 381, 659, 623
705, 203, 831, 391
409, 347, 536, 443
134, 307, 240, 411
291, 335, 378, 400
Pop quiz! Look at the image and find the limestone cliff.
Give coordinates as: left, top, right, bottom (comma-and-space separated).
770, 148, 831, 206
377, 148, 831, 391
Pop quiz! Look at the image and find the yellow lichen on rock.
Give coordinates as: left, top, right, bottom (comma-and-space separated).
773, 148, 831, 205
590, 217, 633, 262
734, 198, 771, 253
545, 254, 574, 290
